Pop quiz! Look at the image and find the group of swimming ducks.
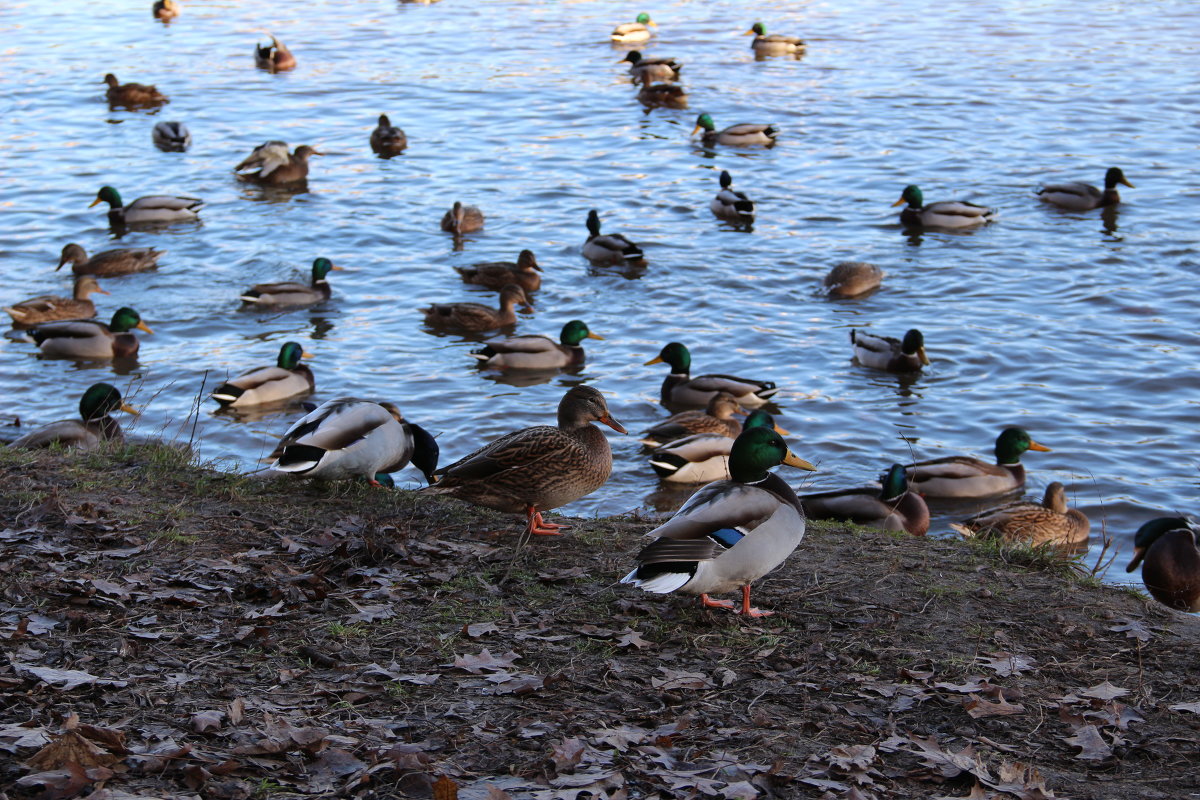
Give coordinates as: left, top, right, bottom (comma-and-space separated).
3, 6, 1194, 619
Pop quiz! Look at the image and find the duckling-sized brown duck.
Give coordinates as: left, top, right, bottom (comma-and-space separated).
27, 307, 152, 360
801, 463, 930, 536
441, 201, 485, 235
455, 250, 542, 292
423, 386, 626, 536
1126, 517, 1200, 612
104, 73, 168, 107
152, 0, 180, 21
8, 383, 138, 451
235, 141, 321, 185
370, 114, 407, 156
255, 34, 295, 72
57, 242, 163, 277
824, 262, 884, 298
422, 284, 531, 332
241, 257, 341, 307
641, 392, 744, 447
949, 482, 1089, 546
5, 275, 108, 328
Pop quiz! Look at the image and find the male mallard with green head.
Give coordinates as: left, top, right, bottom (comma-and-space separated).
27, 307, 152, 360
471, 320, 601, 370
212, 342, 315, 409
648, 410, 786, 484
1037, 167, 1133, 211
583, 210, 644, 265
692, 113, 777, 147
850, 328, 930, 373
801, 463, 930, 536
91, 186, 203, 227
904, 427, 1051, 499
622, 426, 816, 617
611, 13, 656, 43
241, 257, 341, 307
423, 386, 626, 536
744, 22, 805, 57
1126, 517, 1200, 612
892, 184, 997, 228
645, 341, 778, 409
8, 383, 139, 450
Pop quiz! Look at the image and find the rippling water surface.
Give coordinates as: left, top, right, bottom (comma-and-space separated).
2, 0, 1197, 585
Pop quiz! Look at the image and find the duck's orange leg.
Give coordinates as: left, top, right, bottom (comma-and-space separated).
526, 505, 569, 536
739, 584, 774, 617
700, 594, 737, 611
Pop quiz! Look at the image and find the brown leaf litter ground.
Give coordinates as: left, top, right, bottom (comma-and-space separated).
1, 444, 1198, 800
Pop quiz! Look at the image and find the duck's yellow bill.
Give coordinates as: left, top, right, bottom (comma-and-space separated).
330, 264, 345, 271
891, 196, 906, 207
136, 321, 154, 334
690, 125, 702, 136
88, 198, 103, 208
1028, 441, 1051, 452
644, 355, 664, 366
1120, 177, 1135, 188
587, 332, 604, 340
773, 423, 791, 436
302, 351, 315, 359
119, 402, 140, 416
918, 347, 930, 366
783, 452, 817, 471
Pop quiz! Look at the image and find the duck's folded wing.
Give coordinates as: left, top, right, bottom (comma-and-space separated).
481, 335, 555, 354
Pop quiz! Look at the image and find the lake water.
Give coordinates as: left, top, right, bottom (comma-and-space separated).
1, 0, 1197, 585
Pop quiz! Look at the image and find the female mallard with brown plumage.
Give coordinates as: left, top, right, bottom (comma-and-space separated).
470, 320, 601, 370
104, 74, 168, 107
648, 409, 786, 484
422, 284, 531, 332
949, 482, 1089, 546
235, 141, 322, 185
441, 201, 485, 235
850, 328, 929, 373
801, 464, 930, 536
1125, 517, 1200, 612
637, 83, 688, 109
645, 341, 779, 409
1037, 167, 1133, 211
270, 398, 439, 485
5, 275, 108, 328
8, 383, 138, 451
26, 307, 152, 360
240, 257, 341, 307
904, 427, 1051, 499
255, 34, 296, 72
455, 250, 542, 293
57, 243, 163, 276
211, 342, 315, 409
370, 114, 407, 156
152, 0, 180, 21
824, 262, 884, 298
640, 392, 744, 447
621, 426, 816, 617
423, 386, 626, 536
90, 186, 203, 227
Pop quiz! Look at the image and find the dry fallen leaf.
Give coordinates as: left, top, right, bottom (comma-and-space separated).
652, 668, 715, 691
977, 652, 1036, 677
963, 693, 1026, 719
550, 738, 585, 774
27, 730, 118, 770
464, 621, 500, 638
1108, 619, 1151, 642
1079, 681, 1129, 701
14, 664, 127, 691
1168, 701, 1200, 714
432, 774, 460, 800
453, 648, 520, 674
192, 710, 226, 733
615, 629, 653, 649
1063, 724, 1111, 761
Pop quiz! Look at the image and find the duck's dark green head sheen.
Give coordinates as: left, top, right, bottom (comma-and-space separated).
277, 341, 305, 369
560, 320, 594, 347
311, 257, 334, 281
79, 383, 123, 421
646, 341, 690, 372
993, 426, 1050, 465
695, 113, 716, 132
729, 426, 809, 484
635, 12, 651, 23
109, 307, 144, 333
1132, 517, 1193, 550
743, 409, 775, 431
1105, 167, 1133, 189
880, 463, 908, 501
96, 185, 123, 208
901, 329, 925, 354
900, 185, 923, 208
751, 22, 767, 35
622, 51, 644, 64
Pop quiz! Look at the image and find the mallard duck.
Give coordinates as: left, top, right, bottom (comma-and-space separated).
583, 210, 644, 265
619, 50, 680, 83
27, 307, 152, 360
904, 427, 1051, 500
710, 170, 755, 227
621, 426, 816, 617
850, 328, 930, 372
240, 257, 341, 307
422, 284, 531, 332
456, 250, 542, 293
152, 121, 191, 152
8, 383, 138, 451
949, 482, 1089, 546
370, 114, 407, 156
270, 398, 439, 485
1125, 517, 1200, 612
471, 320, 601, 370
892, 185, 997, 228
1037, 167, 1133, 211
57, 243, 163, 277
234, 142, 321, 185
744, 22, 805, 57
801, 463, 930, 536
637, 82, 688, 109
90, 186, 203, 226
692, 113, 777, 147
152, 0, 179, 21
211, 342, 315, 409
4, 275, 108, 327
823, 262, 883, 298
103, 74, 168, 107
641, 392, 744, 447
423, 386, 626, 536
255, 34, 296, 72
648, 409, 786, 483
611, 13, 656, 43
645, 341, 778, 409
441, 201, 485, 235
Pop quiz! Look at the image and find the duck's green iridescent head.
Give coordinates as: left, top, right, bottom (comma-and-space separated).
90, 185, 123, 209
729, 426, 816, 484
79, 382, 137, 421
880, 463, 909, 501
748, 22, 767, 35
1126, 517, 1195, 572
635, 12, 654, 25
901, 329, 930, 364
311, 257, 337, 282
109, 307, 153, 334
276, 341, 311, 369
560, 320, 603, 347
892, 185, 923, 209
644, 341, 690, 373
621, 50, 644, 65
693, 113, 716, 133
744, 409, 789, 435
1105, 167, 1134, 190
994, 426, 1051, 465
